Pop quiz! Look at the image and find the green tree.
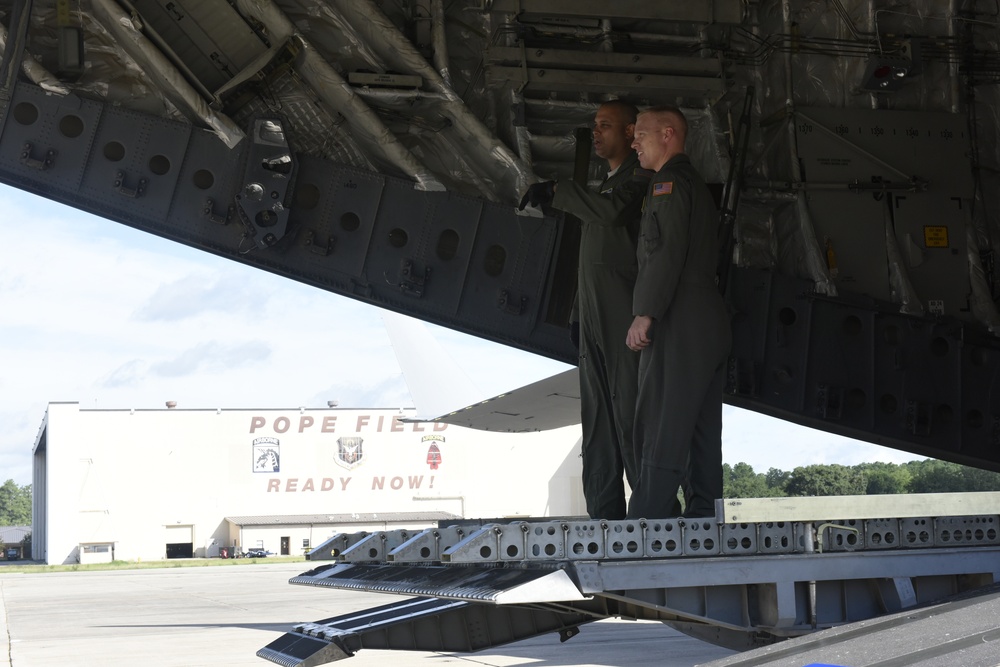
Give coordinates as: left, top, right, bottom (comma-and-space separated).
784, 464, 866, 496
855, 462, 910, 495
906, 460, 1000, 493
0, 480, 31, 525
723, 462, 780, 498
765, 467, 791, 493
959, 466, 1000, 491
907, 460, 964, 493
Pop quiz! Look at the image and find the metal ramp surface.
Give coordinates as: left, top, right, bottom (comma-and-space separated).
259, 495, 1000, 665
257, 594, 606, 666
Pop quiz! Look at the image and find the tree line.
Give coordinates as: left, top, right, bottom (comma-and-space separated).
2, 463, 999, 526
724, 459, 1000, 498
0, 480, 31, 525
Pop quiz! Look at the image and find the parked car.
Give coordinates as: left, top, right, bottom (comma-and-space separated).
6, 547, 19, 560
244, 548, 272, 558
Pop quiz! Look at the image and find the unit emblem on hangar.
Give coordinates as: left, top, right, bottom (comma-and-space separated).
336, 436, 365, 470
252, 437, 280, 473
423, 435, 444, 470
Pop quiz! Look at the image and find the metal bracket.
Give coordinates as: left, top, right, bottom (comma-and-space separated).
387, 526, 468, 563
727, 357, 760, 396
202, 198, 231, 225
305, 229, 335, 256
816, 522, 860, 553
498, 288, 527, 315
816, 383, 844, 420
19, 142, 54, 170
234, 118, 296, 249
399, 259, 430, 296
339, 530, 415, 563
905, 399, 932, 436
114, 170, 146, 198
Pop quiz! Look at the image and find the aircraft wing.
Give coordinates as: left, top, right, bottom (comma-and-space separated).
430, 368, 580, 432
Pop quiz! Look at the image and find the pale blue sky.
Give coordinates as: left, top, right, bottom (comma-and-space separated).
0, 186, 921, 486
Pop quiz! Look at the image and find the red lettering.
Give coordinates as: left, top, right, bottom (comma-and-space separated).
434, 422, 448, 431
250, 417, 265, 433
391, 417, 404, 432
408, 475, 423, 489
267, 479, 280, 492
377, 415, 384, 432
372, 477, 384, 490
302, 478, 315, 492
357, 415, 369, 431
274, 416, 290, 433
322, 416, 337, 433
340, 477, 351, 490
321, 478, 335, 491
413, 422, 424, 432
286, 478, 298, 492
390, 476, 403, 490
298, 416, 314, 432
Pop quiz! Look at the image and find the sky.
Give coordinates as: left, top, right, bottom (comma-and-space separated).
0, 186, 924, 487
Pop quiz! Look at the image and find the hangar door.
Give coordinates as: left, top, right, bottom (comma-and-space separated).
165, 525, 193, 559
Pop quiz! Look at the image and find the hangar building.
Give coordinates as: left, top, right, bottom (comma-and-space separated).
31, 402, 583, 565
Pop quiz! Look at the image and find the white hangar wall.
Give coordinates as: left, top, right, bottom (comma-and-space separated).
32, 403, 584, 565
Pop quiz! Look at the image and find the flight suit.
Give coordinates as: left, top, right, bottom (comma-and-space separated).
627, 153, 732, 520
551, 151, 649, 519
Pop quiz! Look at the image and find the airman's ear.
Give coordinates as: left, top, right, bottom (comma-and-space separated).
626, 123, 635, 139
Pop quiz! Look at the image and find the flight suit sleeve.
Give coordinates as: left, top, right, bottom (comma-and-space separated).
551, 174, 647, 228
633, 174, 691, 321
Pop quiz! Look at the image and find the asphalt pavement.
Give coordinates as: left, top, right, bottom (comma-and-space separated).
0, 560, 737, 667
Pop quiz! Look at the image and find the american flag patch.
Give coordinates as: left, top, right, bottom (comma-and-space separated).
653, 181, 673, 196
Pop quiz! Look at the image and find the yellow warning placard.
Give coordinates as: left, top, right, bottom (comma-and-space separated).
56, 0, 71, 26
924, 226, 949, 248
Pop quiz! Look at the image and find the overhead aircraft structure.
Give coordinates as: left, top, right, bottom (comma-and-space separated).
0, 3, 998, 461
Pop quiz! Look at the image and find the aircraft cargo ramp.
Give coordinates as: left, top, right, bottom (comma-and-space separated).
258, 493, 1000, 666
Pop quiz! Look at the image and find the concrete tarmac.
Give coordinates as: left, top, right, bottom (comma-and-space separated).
0, 561, 737, 667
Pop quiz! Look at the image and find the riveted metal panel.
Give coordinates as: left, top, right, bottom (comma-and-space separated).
79, 106, 191, 220
565, 521, 605, 559
643, 519, 684, 558
456, 207, 556, 337
864, 518, 901, 549
935, 515, 1000, 546
721, 523, 758, 555
605, 521, 645, 559
804, 304, 876, 429
168, 125, 244, 239
900, 517, 935, 548
684, 520, 722, 556
364, 182, 484, 315
757, 522, 794, 553
892, 194, 971, 319
289, 157, 383, 281
755, 276, 812, 413
0, 84, 104, 194
525, 521, 568, 560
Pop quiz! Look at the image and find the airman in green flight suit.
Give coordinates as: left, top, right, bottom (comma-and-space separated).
625, 106, 732, 519
519, 101, 650, 519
